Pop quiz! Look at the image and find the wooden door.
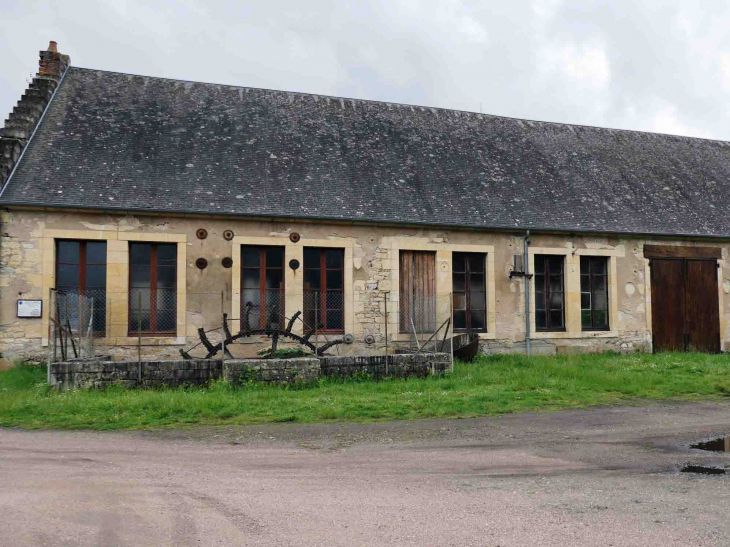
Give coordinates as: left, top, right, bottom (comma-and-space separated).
651, 259, 686, 352
685, 260, 720, 352
651, 258, 720, 353
399, 251, 436, 333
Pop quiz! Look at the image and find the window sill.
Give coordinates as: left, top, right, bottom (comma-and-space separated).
531, 330, 567, 339
117, 336, 187, 346
392, 332, 496, 342
532, 331, 618, 340
44, 336, 187, 347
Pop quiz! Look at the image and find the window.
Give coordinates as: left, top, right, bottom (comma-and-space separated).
129, 243, 177, 335
535, 255, 565, 331
581, 256, 609, 330
241, 246, 285, 330
399, 250, 436, 333
452, 252, 487, 332
304, 248, 344, 332
55, 240, 107, 333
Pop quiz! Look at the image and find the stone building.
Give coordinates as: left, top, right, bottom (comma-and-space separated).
2, 42, 730, 362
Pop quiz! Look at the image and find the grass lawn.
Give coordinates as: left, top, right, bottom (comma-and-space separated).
1, 352, 730, 430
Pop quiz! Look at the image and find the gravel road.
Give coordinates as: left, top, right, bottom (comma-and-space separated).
2, 402, 730, 546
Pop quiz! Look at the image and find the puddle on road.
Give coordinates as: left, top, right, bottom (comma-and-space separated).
681, 465, 726, 475
681, 436, 730, 475
691, 437, 730, 452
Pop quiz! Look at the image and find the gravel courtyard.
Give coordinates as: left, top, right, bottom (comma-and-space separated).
2, 402, 730, 546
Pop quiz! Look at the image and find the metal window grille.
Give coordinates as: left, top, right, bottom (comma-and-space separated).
129, 287, 177, 334
303, 290, 344, 333
240, 288, 285, 332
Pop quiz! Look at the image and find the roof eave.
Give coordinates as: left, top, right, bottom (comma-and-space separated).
3, 202, 730, 241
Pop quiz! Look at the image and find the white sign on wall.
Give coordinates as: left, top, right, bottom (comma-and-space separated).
17, 300, 42, 318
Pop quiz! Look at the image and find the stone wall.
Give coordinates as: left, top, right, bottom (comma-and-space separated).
223, 358, 320, 385
478, 331, 652, 356
49, 359, 221, 390
320, 353, 451, 379
5, 209, 730, 362
48, 353, 450, 390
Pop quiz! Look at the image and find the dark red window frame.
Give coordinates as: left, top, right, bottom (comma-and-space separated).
55, 239, 107, 333
304, 248, 345, 333
241, 246, 285, 330
128, 243, 177, 336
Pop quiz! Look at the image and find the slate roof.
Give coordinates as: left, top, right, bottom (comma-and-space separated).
3, 66, 730, 237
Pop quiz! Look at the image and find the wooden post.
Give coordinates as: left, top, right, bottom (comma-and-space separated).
314, 291, 318, 356
137, 292, 142, 382
449, 293, 454, 373
47, 288, 53, 384
384, 291, 389, 376
221, 291, 226, 361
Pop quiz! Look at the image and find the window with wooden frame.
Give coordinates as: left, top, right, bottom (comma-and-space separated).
534, 255, 565, 331
452, 252, 487, 332
303, 248, 345, 333
580, 256, 609, 330
55, 240, 107, 333
128, 243, 177, 335
399, 250, 436, 333
241, 246, 285, 330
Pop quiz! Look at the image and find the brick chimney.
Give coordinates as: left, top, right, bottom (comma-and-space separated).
1, 41, 71, 189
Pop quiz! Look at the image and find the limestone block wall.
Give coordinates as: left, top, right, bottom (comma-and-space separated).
320, 353, 450, 379
49, 359, 220, 390
3, 208, 730, 362
223, 358, 320, 385
48, 353, 448, 390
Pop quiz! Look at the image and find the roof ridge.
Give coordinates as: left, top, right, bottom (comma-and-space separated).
68, 66, 729, 146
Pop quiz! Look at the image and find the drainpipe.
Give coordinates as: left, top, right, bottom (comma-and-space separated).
524, 231, 531, 356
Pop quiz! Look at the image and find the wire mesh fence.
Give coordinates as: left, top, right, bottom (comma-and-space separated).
395, 292, 454, 354
303, 290, 345, 334
239, 288, 286, 332
47, 286, 457, 370
128, 287, 177, 335
48, 288, 108, 362
230, 290, 340, 357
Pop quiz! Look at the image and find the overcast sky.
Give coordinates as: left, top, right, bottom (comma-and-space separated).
3, 1, 730, 140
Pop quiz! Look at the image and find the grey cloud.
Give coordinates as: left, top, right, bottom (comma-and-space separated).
2, 0, 730, 140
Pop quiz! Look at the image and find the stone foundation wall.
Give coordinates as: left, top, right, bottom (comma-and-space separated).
320, 353, 450, 379
223, 358, 320, 385
49, 359, 221, 390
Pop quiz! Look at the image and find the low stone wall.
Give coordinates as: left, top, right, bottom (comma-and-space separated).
320, 353, 451, 380
223, 358, 320, 385
49, 359, 221, 390
49, 353, 450, 390
478, 331, 652, 356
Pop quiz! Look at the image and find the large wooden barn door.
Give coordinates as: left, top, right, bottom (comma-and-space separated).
650, 259, 686, 352
648, 245, 720, 353
685, 260, 720, 352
